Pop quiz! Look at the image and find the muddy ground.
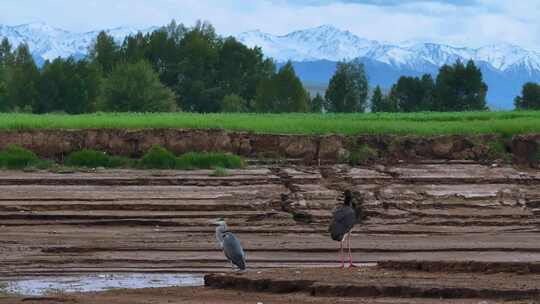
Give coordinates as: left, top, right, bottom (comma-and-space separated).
0, 163, 539, 302
5, 287, 536, 304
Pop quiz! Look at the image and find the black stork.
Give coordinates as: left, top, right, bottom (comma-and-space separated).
328, 190, 364, 268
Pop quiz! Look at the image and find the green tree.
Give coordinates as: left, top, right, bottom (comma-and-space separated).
176, 21, 221, 112
390, 74, 434, 112
0, 38, 14, 67
310, 93, 324, 113
89, 31, 119, 75
382, 93, 398, 112
0, 38, 14, 112
217, 37, 275, 110
38, 58, 65, 113
419, 74, 435, 110
324, 60, 368, 113
6, 44, 40, 112
0, 64, 7, 112
100, 60, 176, 112
434, 60, 487, 111
370, 86, 384, 113
515, 82, 540, 110
76, 61, 103, 113
38, 58, 102, 114
254, 62, 309, 113
121, 32, 149, 64
220, 94, 247, 112
100, 20, 277, 113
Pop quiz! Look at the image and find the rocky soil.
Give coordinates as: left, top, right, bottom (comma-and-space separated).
0, 163, 539, 301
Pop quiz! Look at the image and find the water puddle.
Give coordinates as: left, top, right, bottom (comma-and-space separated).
1, 273, 204, 296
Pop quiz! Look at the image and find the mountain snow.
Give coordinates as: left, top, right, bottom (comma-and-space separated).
237, 25, 540, 75
0, 22, 156, 62
1, 22, 539, 75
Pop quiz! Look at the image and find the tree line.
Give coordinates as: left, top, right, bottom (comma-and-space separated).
369, 60, 489, 112
0, 21, 312, 114
0, 20, 538, 113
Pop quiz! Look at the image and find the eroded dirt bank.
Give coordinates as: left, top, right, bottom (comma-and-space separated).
0, 129, 538, 166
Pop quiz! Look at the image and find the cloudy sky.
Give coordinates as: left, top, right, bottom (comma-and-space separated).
0, 0, 539, 49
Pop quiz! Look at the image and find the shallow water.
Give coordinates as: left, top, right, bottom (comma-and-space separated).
2, 273, 204, 296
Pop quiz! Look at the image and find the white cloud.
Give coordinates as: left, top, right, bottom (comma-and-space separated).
0, 0, 538, 49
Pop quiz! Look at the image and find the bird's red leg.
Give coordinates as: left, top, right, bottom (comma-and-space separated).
339, 241, 345, 269
348, 232, 358, 268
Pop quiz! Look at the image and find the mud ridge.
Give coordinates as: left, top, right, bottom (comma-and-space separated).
204, 270, 540, 299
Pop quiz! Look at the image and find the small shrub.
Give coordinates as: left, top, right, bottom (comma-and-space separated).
50, 166, 76, 174
140, 145, 177, 169
65, 150, 110, 168
211, 167, 230, 177
0, 145, 40, 169
65, 150, 132, 168
488, 140, 512, 162
176, 152, 244, 170
348, 144, 378, 166
29, 159, 55, 171
221, 94, 247, 113
108, 156, 135, 168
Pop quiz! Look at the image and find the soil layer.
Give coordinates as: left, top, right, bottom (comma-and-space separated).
0, 129, 538, 166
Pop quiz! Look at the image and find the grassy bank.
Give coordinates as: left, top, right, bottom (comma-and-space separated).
0, 111, 539, 136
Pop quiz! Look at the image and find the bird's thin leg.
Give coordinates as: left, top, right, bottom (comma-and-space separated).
339, 240, 345, 269
348, 232, 358, 268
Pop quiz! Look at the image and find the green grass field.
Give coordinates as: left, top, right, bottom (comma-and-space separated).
0, 111, 539, 136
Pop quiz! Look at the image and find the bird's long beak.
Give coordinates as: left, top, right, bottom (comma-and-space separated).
210, 218, 225, 225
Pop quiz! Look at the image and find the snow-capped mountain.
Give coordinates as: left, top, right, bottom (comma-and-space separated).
0, 22, 157, 63
2, 22, 538, 77
237, 25, 540, 75
237, 25, 379, 62
238, 25, 540, 109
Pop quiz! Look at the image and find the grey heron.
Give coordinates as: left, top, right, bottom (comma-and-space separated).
328, 190, 364, 268
214, 218, 246, 271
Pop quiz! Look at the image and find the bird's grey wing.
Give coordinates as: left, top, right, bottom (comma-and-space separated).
222, 233, 246, 270
329, 207, 356, 241
215, 226, 225, 248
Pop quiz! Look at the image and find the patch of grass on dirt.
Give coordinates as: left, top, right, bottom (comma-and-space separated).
23, 159, 56, 172
210, 167, 230, 177
176, 152, 244, 170
139, 145, 245, 170
488, 140, 512, 162
139, 145, 178, 169
65, 150, 133, 168
0, 144, 245, 171
0, 145, 44, 169
348, 144, 378, 166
